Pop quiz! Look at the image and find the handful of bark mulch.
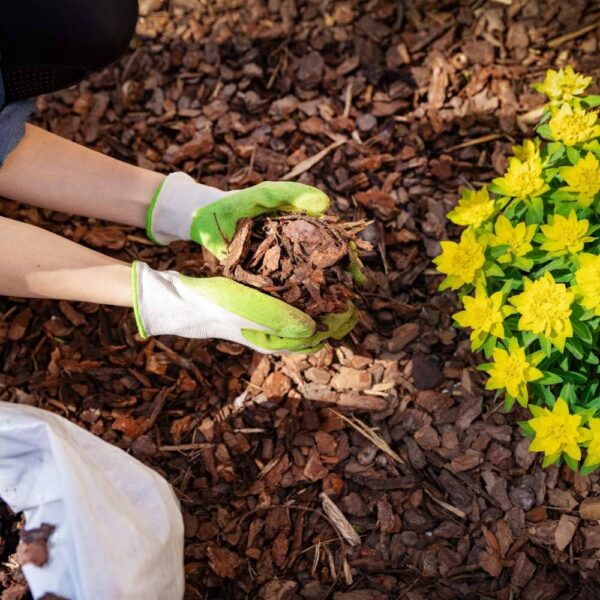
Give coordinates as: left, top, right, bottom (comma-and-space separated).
221, 215, 370, 318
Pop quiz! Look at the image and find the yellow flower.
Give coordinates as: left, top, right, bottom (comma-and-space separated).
534, 66, 592, 101
559, 152, 600, 207
509, 272, 574, 351
433, 229, 486, 290
512, 139, 540, 161
485, 337, 542, 405
492, 155, 549, 199
575, 253, 600, 315
583, 417, 600, 468
528, 398, 590, 462
539, 211, 592, 255
454, 288, 508, 349
489, 215, 536, 263
447, 186, 495, 228
549, 103, 600, 146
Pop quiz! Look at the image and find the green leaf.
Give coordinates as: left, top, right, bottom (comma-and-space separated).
482, 334, 496, 359
526, 197, 544, 223
546, 142, 565, 166
549, 190, 576, 202
348, 241, 368, 286
539, 335, 552, 357
583, 139, 600, 155
519, 421, 535, 438
542, 452, 561, 468
521, 331, 537, 349
560, 383, 577, 403
586, 353, 600, 366
513, 256, 534, 271
485, 262, 505, 278
488, 183, 505, 196
566, 339, 584, 360
563, 454, 579, 472
530, 382, 555, 406
561, 371, 589, 385
546, 142, 565, 164
500, 278, 523, 296
582, 382, 600, 405
573, 321, 593, 345
580, 462, 599, 476
488, 244, 509, 260
539, 372, 563, 385
583, 95, 600, 108
582, 396, 600, 412
537, 123, 553, 140
566, 146, 580, 165
504, 394, 516, 412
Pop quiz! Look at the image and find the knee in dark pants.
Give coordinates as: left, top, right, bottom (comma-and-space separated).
0, 0, 139, 102
84, 0, 139, 70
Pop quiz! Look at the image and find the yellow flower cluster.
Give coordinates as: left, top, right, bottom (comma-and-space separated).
549, 104, 600, 146
534, 66, 592, 101
559, 152, 600, 207
527, 398, 600, 471
493, 154, 548, 199
435, 66, 600, 472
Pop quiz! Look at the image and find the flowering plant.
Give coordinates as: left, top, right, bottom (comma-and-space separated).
435, 66, 600, 473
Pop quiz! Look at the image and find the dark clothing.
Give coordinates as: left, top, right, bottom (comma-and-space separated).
0, 0, 138, 165
0, 0, 138, 102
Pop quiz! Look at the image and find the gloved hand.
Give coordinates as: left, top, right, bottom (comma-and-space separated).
146, 172, 329, 259
132, 261, 359, 353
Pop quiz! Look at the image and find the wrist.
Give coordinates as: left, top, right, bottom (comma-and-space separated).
146, 172, 227, 245
132, 261, 210, 339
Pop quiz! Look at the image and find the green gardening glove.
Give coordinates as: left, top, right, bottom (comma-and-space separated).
132, 262, 358, 354
146, 173, 329, 260
244, 303, 359, 353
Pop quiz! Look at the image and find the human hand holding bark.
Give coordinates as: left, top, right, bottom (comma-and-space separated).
146, 172, 330, 258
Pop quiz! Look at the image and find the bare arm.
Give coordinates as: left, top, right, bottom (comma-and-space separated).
0, 216, 132, 306
0, 124, 165, 227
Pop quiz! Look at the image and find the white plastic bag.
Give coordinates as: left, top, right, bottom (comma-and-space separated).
0, 402, 184, 600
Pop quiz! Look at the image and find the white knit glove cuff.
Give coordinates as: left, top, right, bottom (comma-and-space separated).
148, 172, 231, 245
132, 262, 269, 349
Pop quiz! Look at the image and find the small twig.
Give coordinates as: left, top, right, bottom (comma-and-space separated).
548, 20, 600, 48
159, 443, 214, 452
247, 143, 257, 176
209, 79, 223, 100
213, 212, 230, 245
446, 133, 508, 152
423, 487, 467, 519
411, 19, 453, 53
282, 139, 346, 181
343, 79, 353, 118
319, 493, 361, 547
331, 410, 405, 465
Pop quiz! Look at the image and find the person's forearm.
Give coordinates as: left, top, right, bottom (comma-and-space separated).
0, 216, 132, 306
0, 124, 165, 228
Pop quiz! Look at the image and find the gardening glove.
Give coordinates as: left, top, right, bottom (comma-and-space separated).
132, 261, 358, 353
146, 172, 329, 260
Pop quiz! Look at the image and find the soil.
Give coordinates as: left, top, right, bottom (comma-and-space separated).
2, 1, 600, 599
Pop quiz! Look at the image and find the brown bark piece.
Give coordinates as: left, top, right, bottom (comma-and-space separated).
16, 523, 56, 567
580, 497, 600, 520
221, 215, 367, 317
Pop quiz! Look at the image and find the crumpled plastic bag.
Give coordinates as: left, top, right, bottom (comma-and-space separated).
0, 401, 184, 600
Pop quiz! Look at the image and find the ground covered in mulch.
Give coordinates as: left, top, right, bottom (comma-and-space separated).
2, 0, 600, 598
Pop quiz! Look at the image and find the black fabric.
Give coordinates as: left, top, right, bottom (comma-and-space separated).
0, 0, 138, 102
